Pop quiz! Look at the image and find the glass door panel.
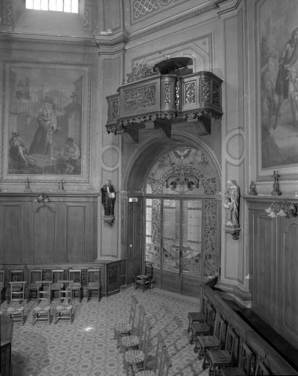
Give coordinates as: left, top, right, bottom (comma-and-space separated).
181, 200, 202, 276
145, 198, 161, 269
162, 199, 180, 273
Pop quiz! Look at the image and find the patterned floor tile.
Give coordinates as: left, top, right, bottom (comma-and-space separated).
1, 286, 211, 376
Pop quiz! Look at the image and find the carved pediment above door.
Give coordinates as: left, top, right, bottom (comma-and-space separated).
105, 63, 223, 143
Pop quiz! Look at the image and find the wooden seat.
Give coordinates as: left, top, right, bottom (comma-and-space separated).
114, 294, 138, 346
135, 334, 172, 376
135, 262, 154, 292
68, 269, 82, 302
124, 316, 152, 375
32, 281, 52, 325
54, 280, 73, 323
187, 295, 208, 333
51, 269, 64, 300
221, 341, 255, 376
86, 268, 101, 302
6, 269, 24, 303
190, 301, 215, 350
254, 358, 271, 375
197, 313, 227, 369
208, 325, 239, 376
7, 281, 26, 325
0, 270, 5, 304
27, 269, 42, 301
120, 304, 146, 353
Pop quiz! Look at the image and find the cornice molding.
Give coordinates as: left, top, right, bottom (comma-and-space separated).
0, 33, 97, 48
129, 3, 218, 42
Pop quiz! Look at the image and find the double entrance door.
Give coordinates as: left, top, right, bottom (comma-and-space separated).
145, 197, 204, 295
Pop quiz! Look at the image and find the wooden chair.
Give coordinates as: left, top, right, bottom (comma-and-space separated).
120, 304, 146, 353
190, 300, 215, 350
0, 270, 5, 304
51, 269, 64, 300
135, 262, 154, 292
86, 268, 101, 302
208, 325, 239, 376
68, 269, 82, 302
254, 358, 271, 375
124, 316, 153, 375
187, 295, 208, 333
6, 269, 24, 303
27, 269, 43, 301
135, 334, 172, 376
32, 281, 52, 325
221, 341, 255, 376
197, 313, 227, 369
54, 280, 73, 323
6, 281, 26, 325
114, 294, 138, 346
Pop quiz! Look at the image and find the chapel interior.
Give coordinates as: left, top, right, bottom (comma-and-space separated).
1, 1, 298, 375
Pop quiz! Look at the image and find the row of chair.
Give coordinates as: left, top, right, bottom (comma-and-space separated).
188, 298, 272, 376
0, 268, 101, 303
114, 294, 172, 376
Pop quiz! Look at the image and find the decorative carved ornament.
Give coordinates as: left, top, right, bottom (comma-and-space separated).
106, 64, 223, 143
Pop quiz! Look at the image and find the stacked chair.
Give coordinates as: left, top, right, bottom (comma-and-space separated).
32, 281, 52, 324
187, 298, 270, 376
54, 280, 73, 323
6, 281, 26, 325
114, 294, 138, 348
120, 305, 146, 353
114, 294, 172, 376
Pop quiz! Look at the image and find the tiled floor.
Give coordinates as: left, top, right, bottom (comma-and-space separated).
1, 287, 209, 376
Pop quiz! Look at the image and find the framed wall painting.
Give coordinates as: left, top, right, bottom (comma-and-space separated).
258, 0, 298, 177
1, 62, 91, 183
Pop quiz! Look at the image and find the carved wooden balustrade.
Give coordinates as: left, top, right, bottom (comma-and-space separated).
106, 64, 223, 143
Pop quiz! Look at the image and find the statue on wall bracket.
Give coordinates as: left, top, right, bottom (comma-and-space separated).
101, 180, 116, 227
223, 180, 241, 240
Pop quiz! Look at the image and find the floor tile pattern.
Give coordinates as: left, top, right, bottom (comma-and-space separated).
1, 287, 209, 376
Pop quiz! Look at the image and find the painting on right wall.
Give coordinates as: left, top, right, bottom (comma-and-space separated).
259, 0, 298, 171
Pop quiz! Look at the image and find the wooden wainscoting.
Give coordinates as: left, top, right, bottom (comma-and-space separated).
0, 193, 98, 264
246, 196, 298, 350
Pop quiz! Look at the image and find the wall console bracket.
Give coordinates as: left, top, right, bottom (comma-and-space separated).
224, 226, 241, 240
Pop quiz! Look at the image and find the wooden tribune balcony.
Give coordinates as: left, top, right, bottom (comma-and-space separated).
106, 65, 223, 143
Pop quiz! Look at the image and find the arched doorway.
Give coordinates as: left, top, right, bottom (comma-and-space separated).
123, 136, 221, 296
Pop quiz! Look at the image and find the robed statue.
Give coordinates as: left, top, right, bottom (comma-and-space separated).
101, 180, 116, 217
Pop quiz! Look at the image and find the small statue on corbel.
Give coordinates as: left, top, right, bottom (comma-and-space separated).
101, 180, 116, 227
24, 177, 32, 192
223, 180, 241, 240
58, 179, 65, 191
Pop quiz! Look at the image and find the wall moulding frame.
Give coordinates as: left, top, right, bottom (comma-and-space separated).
255, 0, 298, 183
1, 61, 92, 186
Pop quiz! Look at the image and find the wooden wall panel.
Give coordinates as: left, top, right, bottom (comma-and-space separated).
0, 193, 98, 266
253, 213, 277, 327
33, 205, 56, 264
247, 197, 298, 349
281, 219, 298, 348
66, 205, 86, 262
2, 204, 23, 264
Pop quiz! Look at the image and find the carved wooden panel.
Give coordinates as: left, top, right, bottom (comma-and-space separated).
247, 197, 298, 348
1, 204, 23, 264
252, 210, 277, 328
280, 219, 298, 348
0, 193, 98, 266
66, 204, 86, 262
33, 205, 56, 264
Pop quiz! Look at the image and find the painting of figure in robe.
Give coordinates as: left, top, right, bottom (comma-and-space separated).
7, 64, 84, 175
260, 0, 298, 169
